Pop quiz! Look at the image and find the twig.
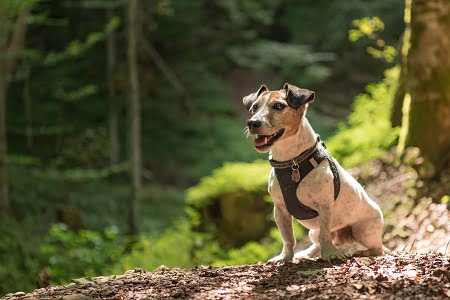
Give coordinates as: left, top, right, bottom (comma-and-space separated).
409, 240, 416, 253
141, 38, 193, 113
402, 243, 409, 252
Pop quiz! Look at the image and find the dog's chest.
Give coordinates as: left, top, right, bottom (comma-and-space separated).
269, 160, 334, 214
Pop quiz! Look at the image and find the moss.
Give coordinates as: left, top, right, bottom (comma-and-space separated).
186, 160, 271, 208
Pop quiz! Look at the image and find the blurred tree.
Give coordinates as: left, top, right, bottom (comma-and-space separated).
397, 0, 450, 178
0, 0, 33, 215
127, 0, 141, 234
106, 7, 120, 165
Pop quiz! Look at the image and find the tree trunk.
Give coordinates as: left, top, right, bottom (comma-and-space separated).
391, 1, 412, 127
127, 0, 141, 234
0, 77, 8, 216
107, 8, 120, 165
399, 0, 450, 177
0, 5, 31, 216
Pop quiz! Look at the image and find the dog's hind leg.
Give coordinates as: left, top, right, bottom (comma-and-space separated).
294, 229, 320, 260
333, 226, 356, 246
351, 217, 384, 257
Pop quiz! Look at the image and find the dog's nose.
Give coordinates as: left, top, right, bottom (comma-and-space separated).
247, 119, 261, 129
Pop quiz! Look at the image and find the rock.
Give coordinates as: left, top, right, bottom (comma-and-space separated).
124, 267, 144, 274
13, 292, 26, 296
155, 265, 169, 271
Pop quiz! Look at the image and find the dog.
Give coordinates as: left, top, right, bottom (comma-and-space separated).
243, 83, 384, 262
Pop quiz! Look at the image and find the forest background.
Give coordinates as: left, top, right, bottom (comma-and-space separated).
1, 0, 449, 296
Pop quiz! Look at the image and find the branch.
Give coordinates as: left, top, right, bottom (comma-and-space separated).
141, 38, 193, 113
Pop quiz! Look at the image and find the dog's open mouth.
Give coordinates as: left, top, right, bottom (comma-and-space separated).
254, 129, 284, 149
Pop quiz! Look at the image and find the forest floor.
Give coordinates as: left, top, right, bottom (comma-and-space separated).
2, 253, 449, 299
3, 151, 449, 300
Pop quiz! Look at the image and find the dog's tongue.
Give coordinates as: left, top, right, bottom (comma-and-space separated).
254, 135, 268, 146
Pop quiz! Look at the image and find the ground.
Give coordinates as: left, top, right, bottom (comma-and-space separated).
2, 253, 449, 299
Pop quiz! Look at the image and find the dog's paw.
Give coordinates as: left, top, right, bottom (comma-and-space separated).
321, 244, 347, 261
267, 253, 293, 264
294, 249, 317, 261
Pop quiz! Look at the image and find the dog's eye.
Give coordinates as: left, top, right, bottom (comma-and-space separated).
251, 105, 258, 113
273, 103, 286, 110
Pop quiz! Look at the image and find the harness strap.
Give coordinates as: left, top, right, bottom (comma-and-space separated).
270, 136, 341, 220
326, 156, 341, 201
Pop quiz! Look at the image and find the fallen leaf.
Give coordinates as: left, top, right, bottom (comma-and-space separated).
352, 283, 364, 290
286, 285, 300, 291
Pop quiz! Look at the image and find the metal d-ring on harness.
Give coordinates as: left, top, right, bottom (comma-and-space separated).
269, 136, 341, 220
291, 160, 300, 182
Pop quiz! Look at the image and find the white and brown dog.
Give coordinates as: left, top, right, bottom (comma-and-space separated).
243, 83, 384, 262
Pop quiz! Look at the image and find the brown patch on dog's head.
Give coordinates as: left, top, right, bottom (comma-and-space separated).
242, 85, 268, 111
244, 83, 315, 152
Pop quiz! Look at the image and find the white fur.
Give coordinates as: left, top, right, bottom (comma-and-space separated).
267, 117, 384, 262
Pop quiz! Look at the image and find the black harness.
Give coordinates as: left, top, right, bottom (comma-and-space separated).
269, 136, 341, 220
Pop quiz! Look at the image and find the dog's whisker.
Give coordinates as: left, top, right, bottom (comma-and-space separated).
242, 126, 251, 138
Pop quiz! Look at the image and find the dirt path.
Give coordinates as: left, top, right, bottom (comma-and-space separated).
3, 253, 449, 300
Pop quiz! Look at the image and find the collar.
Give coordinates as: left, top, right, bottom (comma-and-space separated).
269, 135, 321, 169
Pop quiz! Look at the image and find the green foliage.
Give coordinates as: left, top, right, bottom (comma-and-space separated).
43, 17, 120, 66
228, 40, 335, 85
186, 160, 270, 208
40, 224, 126, 284
38, 221, 194, 283
109, 221, 194, 273
281, 0, 403, 53
59, 128, 109, 168
215, 0, 281, 26
366, 45, 397, 63
349, 17, 397, 63
0, 218, 44, 295
326, 67, 400, 168
144, 97, 260, 182
349, 17, 385, 42
195, 223, 305, 266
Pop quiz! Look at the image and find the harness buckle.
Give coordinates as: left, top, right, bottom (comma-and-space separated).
291, 160, 301, 182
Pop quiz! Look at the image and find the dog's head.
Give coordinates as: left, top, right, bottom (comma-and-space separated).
243, 83, 315, 153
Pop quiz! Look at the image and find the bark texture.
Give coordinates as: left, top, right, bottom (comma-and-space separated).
401, 0, 450, 176
392, 1, 412, 127
127, 0, 142, 234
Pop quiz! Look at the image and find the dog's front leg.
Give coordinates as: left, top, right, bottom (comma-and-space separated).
268, 204, 295, 263
319, 203, 346, 261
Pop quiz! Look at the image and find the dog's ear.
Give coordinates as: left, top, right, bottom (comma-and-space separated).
283, 83, 315, 108
243, 85, 268, 111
